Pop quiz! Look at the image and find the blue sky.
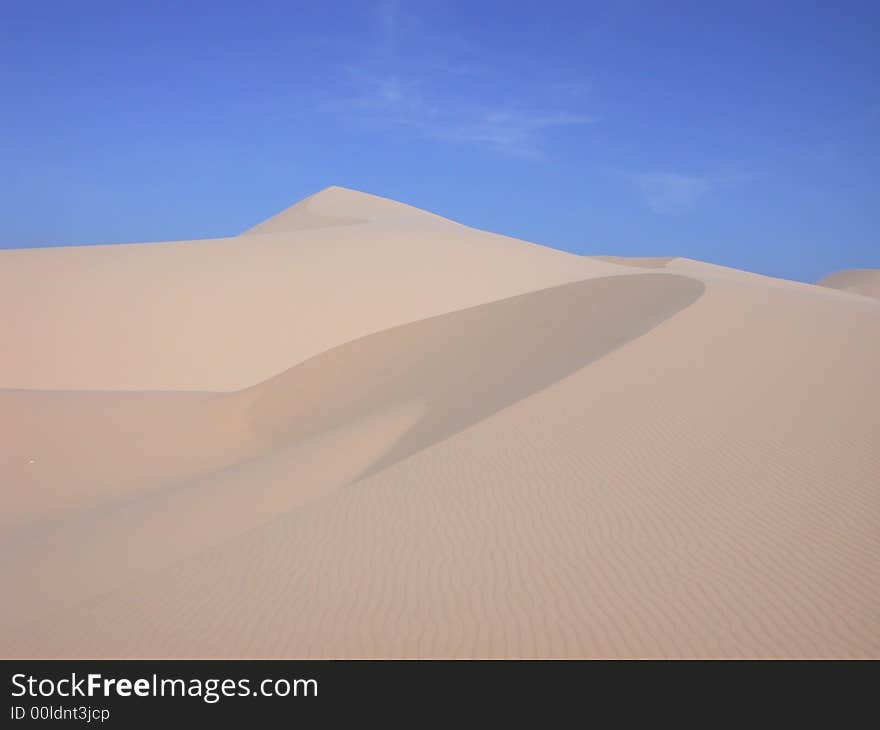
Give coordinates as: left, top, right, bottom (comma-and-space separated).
1, 0, 877, 282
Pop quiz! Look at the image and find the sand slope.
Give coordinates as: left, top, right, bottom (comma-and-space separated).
817, 268, 880, 301
2, 187, 879, 658
0, 187, 622, 391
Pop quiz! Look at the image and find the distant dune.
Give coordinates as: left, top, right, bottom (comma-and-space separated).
816, 268, 880, 301
2, 187, 879, 658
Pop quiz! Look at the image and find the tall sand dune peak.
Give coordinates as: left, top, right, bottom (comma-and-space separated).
242, 185, 460, 235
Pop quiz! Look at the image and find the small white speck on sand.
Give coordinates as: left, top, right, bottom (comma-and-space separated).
28, 459, 35, 465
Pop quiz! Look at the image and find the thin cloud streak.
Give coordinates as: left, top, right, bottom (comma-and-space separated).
617, 170, 755, 215
413, 109, 595, 158
333, 69, 596, 158
323, 1, 597, 158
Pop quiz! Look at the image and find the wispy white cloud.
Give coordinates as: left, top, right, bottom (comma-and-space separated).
628, 172, 712, 215
414, 109, 594, 158
325, 2, 596, 158
334, 69, 595, 158
618, 170, 753, 215
342, 71, 431, 115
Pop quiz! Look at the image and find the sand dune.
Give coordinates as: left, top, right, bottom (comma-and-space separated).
2, 187, 879, 658
817, 268, 880, 300
241, 185, 461, 234
0, 187, 623, 391
591, 255, 677, 269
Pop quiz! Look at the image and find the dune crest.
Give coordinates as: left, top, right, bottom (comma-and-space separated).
241, 185, 460, 235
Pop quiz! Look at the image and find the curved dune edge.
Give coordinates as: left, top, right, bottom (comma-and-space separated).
242, 273, 705, 478
0, 274, 704, 634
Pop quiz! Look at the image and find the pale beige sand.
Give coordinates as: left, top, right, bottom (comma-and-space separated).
0, 187, 622, 391
1, 187, 879, 658
817, 268, 880, 301
591, 255, 677, 269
